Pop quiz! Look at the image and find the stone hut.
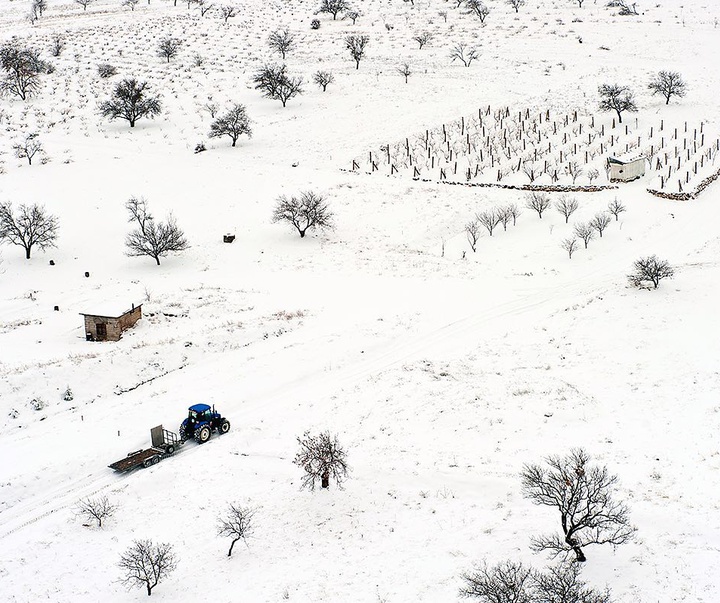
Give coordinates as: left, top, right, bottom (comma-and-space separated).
608, 155, 646, 182
80, 303, 142, 342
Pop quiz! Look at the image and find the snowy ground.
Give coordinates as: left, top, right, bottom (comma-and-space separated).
1, 0, 720, 601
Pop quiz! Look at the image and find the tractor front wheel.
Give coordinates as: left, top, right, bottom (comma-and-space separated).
219, 420, 230, 435
195, 425, 211, 444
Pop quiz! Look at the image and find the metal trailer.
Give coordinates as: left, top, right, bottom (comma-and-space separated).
108, 425, 182, 472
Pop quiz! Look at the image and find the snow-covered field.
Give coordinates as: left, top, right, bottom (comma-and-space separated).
1, 0, 720, 601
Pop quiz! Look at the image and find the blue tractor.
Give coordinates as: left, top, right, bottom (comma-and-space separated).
180, 404, 230, 444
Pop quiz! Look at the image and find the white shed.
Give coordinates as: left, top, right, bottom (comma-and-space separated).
608, 156, 646, 182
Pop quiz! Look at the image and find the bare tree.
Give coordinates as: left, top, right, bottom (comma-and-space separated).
450, 43, 478, 67
648, 70, 686, 105
589, 212, 611, 237
122, 0, 140, 11
555, 196, 579, 223
465, 0, 490, 22
344, 9, 359, 24
607, 198, 626, 221
476, 209, 501, 236
208, 103, 252, 146
522, 164, 539, 183
460, 560, 534, 602
118, 540, 177, 597
0, 42, 52, 101
99, 78, 161, 128
396, 62, 411, 83
598, 84, 637, 124
607, 0, 638, 16
506, 203, 521, 226
461, 559, 612, 602
268, 28, 296, 60
125, 197, 188, 265
498, 206, 513, 231
253, 64, 303, 107
318, 0, 350, 19
521, 448, 636, 562
50, 34, 65, 57
345, 35, 369, 69
13, 132, 42, 165
218, 4, 236, 22
202, 101, 218, 118
0, 202, 58, 259
413, 31, 433, 49
76, 495, 117, 528
196, 0, 214, 15
628, 255, 674, 289
157, 37, 182, 63
564, 161, 583, 184
587, 168, 600, 185
217, 504, 254, 557
465, 219, 480, 252
75, 0, 94, 10
293, 430, 349, 489
525, 192, 550, 219
32, 0, 47, 18
534, 562, 612, 603
313, 70, 334, 91
571, 0, 585, 6
561, 237, 579, 259
272, 191, 333, 238
573, 222, 594, 248
507, 0, 526, 12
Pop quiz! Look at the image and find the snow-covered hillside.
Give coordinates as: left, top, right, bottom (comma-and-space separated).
1, 0, 720, 601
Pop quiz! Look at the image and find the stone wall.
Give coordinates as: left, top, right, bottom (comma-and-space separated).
647, 166, 720, 201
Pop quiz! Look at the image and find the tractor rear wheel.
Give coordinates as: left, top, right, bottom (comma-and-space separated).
165, 444, 175, 455
219, 420, 230, 435
195, 425, 211, 444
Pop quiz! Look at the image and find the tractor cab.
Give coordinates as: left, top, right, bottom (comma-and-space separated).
188, 404, 213, 424
180, 404, 230, 444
